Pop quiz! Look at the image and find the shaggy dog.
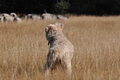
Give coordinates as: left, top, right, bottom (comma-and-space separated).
44, 23, 74, 76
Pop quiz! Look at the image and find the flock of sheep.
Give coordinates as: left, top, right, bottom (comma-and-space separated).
0, 13, 22, 23
0, 13, 69, 23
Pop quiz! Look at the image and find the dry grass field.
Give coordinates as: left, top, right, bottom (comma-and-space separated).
0, 16, 120, 80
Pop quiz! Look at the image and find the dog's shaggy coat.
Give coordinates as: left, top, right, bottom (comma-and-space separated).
44, 23, 74, 76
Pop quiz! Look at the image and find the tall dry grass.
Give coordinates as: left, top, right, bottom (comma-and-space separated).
0, 16, 120, 80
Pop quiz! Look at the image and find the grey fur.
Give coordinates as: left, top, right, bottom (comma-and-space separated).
44, 23, 74, 76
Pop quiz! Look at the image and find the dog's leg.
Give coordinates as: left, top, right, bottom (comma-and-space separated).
44, 50, 55, 76
63, 57, 72, 76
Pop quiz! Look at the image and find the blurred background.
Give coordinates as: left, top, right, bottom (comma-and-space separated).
0, 0, 120, 15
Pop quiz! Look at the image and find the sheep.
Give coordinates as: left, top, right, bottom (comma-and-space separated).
2, 13, 15, 22
10, 12, 17, 17
42, 13, 57, 20
13, 17, 22, 23
1, 13, 22, 23
0, 14, 4, 22
57, 15, 69, 20
10, 13, 22, 23
27, 14, 42, 20
18, 14, 27, 20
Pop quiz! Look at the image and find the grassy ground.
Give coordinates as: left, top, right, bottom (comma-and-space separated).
0, 16, 120, 80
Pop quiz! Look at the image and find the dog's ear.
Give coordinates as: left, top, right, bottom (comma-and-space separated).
55, 23, 64, 30
45, 26, 51, 45
45, 26, 49, 33
45, 25, 56, 45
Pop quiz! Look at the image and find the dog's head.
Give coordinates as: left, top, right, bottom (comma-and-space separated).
45, 23, 64, 45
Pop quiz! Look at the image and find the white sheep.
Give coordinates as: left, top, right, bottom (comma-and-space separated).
57, 15, 69, 20
42, 13, 57, 20
2, 13, 14, 22
27, 14, 42, 20
14, 17, 22, 23
0, 14, 4, 22
10, 13, 22, 23
10, 13, 17, 17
